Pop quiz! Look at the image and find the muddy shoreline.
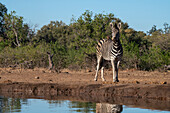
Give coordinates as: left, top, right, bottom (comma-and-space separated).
0, 82, 170, 111
0, 68, 170, 111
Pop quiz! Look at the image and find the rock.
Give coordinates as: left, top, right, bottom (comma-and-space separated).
35, 76, 40, 79
49, 79, 53, 83
133, 81, 140, 84
88, 70, 92, 72
64, 72, 69, 74
3, 80, 12, 83
162, 81, 167, 84
42, 70, 46, 73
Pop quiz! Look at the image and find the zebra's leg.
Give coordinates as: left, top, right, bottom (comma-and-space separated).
111, 59, 119, 83
101, 65, 106, 81
94, 55, 102, 81
111, 59, 116, 82
114, 61, 119, 82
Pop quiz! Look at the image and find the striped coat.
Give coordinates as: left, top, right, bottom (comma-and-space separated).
96, 39, 123, 60
94, 22, 123, 82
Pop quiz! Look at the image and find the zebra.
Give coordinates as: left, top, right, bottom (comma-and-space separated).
94, 22, 123, 83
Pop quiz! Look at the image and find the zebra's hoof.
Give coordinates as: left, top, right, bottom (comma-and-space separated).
102, 79, 106, 81
113, 79, 119, 83
94, 78, 97, 81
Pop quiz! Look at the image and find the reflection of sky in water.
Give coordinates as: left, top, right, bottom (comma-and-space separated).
18, 99, 71, 113
123, 106, 169, 113
1, 98, 170, 113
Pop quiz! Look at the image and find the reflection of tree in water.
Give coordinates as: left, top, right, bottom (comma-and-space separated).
0, 96, 28, 113
47, 100, 65, 107
69, 101, 96, 113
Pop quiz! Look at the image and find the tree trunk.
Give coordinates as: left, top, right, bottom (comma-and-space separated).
13, 28, 21, 47
47, 52, 54, 70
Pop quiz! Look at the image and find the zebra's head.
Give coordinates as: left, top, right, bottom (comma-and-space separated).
110, 22, 121, 41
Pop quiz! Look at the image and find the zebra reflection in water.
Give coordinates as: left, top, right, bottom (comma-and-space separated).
96, 103, 123, 113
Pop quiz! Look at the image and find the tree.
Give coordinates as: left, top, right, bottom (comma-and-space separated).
35, 20, 66, 43
0, 2, 7, 37
147, 25, 157, 35
163, 22, 170, 34
3, 11, 30, 47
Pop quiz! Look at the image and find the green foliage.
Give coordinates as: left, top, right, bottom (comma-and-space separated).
49, 41, 68, 71
0, 8, 169, 71
139, 46, 169, 70
120, 23, 169, 70
3, 11, 31, 47
122, 41, 140, 69
0, 2, 7, 36
0, 43, 49, 68
0, 40, 8, 51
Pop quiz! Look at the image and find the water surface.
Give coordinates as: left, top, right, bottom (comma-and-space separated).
0, 96, 169, 113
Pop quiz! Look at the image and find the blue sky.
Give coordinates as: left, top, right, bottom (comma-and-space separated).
1, 0, 170, 32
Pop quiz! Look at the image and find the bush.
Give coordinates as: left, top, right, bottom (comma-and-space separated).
0, 43, 49, 68
139, 46, 169, 71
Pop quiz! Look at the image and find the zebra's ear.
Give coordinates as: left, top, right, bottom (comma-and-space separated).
110, 23, 113, 28
117, 22, 121, 29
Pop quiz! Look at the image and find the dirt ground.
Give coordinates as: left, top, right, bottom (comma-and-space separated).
0, 68, 170, 111
0, 68, 169, 85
